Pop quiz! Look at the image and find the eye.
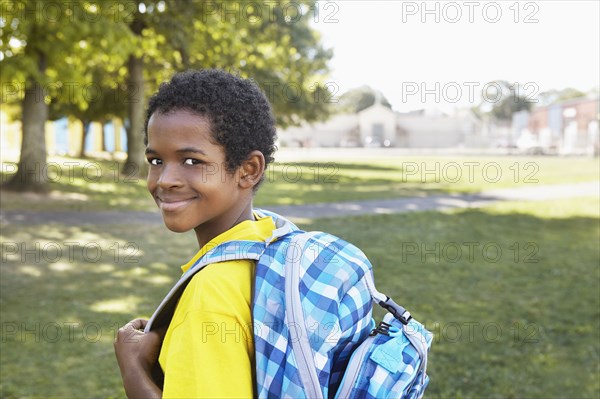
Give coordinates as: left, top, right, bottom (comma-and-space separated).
184, 158, 202, 166
147, 158, 162, 166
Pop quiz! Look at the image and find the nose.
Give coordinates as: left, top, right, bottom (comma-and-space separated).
157, 164, 184, 190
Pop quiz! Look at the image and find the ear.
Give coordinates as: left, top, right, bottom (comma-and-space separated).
238, 150, 266, 189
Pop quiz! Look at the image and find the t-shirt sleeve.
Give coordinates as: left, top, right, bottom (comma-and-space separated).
160, 261, 255, 398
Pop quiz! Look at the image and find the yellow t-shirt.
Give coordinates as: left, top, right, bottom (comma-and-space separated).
159, 214, 276, 398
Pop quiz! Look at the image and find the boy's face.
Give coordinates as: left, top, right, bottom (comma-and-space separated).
145, 109, 248, 240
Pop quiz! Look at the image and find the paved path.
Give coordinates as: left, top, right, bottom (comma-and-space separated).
1, 182, 597, 225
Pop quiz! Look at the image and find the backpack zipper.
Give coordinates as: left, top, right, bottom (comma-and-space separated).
334, 334, 377, 398
336, 319, 428, 398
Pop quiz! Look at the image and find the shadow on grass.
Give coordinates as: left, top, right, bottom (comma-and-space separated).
1, 159, 155, 212
0, 222, 197, 397
256, 160, 452, 206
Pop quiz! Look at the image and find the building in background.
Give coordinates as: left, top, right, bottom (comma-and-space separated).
279, 95, 598, 155
279, 102, 482, 149
511, 97, 599, 155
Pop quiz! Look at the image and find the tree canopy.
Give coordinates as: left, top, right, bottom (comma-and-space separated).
1, 0, 333, 190
1, 0, 135, 190
471, 80, 535, 122
337, 85, 392, 114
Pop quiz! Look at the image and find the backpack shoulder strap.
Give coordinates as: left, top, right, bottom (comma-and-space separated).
144, 240, 266, 332
282, 232, 325, 399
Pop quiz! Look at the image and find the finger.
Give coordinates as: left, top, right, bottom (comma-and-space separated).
116, 319, 148, 343
116, 327, 145, 345
126, 318, 148, 331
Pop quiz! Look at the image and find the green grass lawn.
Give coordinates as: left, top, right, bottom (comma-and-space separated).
1, 155, 599, 210
1, 197, 598, 397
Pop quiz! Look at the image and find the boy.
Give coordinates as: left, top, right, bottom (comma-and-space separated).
114, 69, 278, 398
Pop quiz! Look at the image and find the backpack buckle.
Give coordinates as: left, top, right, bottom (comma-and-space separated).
379, 297, 412, 325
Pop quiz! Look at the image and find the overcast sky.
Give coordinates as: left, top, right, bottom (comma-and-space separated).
311, 0, 600, 112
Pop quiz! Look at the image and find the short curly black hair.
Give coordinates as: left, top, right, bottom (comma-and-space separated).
144, 69, 277, 188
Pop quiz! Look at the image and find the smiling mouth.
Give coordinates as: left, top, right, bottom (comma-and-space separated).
158, 198, 195, 212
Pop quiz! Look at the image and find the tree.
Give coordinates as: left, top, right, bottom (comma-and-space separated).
119, 0, 334, 176
229, 1, 334, 126
472, 80, 534, 122
2, 0, 333, 187
537, 87, 586, 106
337, 85, 392, 113
1, 0, 134, 191
490, 94, 533, 121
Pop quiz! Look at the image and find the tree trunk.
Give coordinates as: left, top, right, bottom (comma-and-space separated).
100, 121, 107, 152
79, 119, 90, 158
5, 63, 49, 192
122, 54, 147, 178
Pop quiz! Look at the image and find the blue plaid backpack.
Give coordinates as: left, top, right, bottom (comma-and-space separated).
146, 209, 432, 398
